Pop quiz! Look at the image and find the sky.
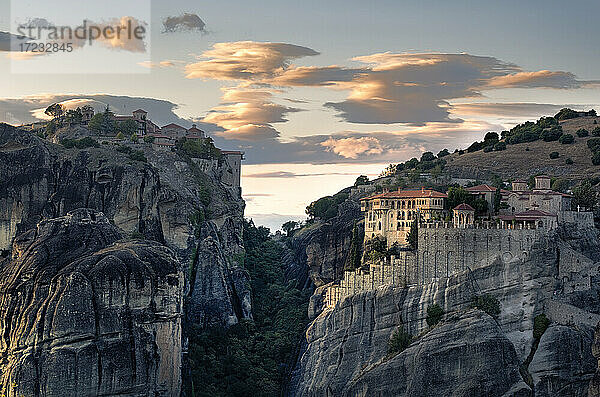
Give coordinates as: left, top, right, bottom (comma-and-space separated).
1, 0, 599, 231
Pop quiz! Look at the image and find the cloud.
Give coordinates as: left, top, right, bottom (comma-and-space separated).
163, 13, 207, 33
203, 86, 302, 141
185, 43, 597, 129
138, 60, 181, 69
321, 136, 385, 159
185, 41, 320, 81
244, 170, 361, 178
485, 70, 596, 89
450, 102, 590, 119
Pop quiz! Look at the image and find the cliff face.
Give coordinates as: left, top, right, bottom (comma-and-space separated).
288, 200, 362, 289
0, 124, 249, 394
289, 224, 600, 396
0, 209, 183, 396
0, 123, 249, 328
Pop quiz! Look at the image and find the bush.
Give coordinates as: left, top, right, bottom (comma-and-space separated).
388, 327, 412, 355
554, 108, 579, 120
420, 151, 435, 162
60, 137, 100, 149
540, 126, 563, 142
437, 148, 450, 157
577, 128, 589, 137
306, 192, 348, 220
494, 141, 507, 151
566, 158, 574, 165
472, 294, 501, 318
593, 127, 600, 137
588, 138, 600, 152
426, 304, 444, 327
533, 314, 550, 340
483, 146, 493, 153
143, 135, 155, 143
549, 151, 559, 159
558, 133, 574, 144
505, 121, 542, 144
593, 152, 600, 165
128, 149, 147, 162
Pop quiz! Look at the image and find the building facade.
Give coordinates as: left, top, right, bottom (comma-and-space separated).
361, 188, 447, 247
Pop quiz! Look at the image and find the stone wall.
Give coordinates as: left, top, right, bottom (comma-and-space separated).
326, 224, 546, 308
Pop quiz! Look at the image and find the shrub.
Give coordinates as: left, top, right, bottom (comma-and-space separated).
505, 121, 542, 144
549, 152, 559, 159
60, 137, 100, 149
483, 146, 493, 153
128, 149, 147, 162
593, 127, 600, 137
559, 134, 574, 144
426, 304, 444, 327
588, 138, 600, 152
472, 294, 501, 318
421, 151, 436, 162
577, 128, 589, 137
143, 135, 155, 143
540, 126, 563, 142
115, 132, 124, 140
566, 158, 574, 165
554, 108, 579, 120
494, 141, 507, 151
388, 327, 412, 355
437, 148, 450, 157
533, 314, 550, 340
593, 152, 600, 166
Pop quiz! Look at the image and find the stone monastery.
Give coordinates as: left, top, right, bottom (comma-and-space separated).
326, 175, 591, 308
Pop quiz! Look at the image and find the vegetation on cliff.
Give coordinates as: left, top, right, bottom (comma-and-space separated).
187, 219, 311, 397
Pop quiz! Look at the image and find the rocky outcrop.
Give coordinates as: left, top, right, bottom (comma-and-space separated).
0, 123, 249, 328
288, 200, 362, 288
289, 225, 600, 396
0, 209, 183, 396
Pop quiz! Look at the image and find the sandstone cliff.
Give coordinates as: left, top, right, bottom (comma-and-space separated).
288, 221, 600, 396
0, 209, 183, 396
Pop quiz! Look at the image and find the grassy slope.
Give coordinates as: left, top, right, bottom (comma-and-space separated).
444, 116, 600, 181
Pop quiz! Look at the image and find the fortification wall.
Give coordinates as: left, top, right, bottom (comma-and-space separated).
558, 211, 594, 228
326, 225, 547, 308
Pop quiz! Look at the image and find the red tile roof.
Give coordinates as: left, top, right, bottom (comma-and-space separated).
360, 188, 447, 200
466, 184, 497, 192
454, 203, 475, 211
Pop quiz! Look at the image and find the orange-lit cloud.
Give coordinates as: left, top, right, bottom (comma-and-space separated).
321, 136, 385, 159
185, 41, 319, 81
485, 70, 595, 89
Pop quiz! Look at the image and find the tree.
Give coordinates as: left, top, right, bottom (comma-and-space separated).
446, 187, 471, 210
554, 108, 579, 120
344, 223, 363, 271
100, 106, 115, 135
118, 119, 138, 136
88, 113, 104, 133
354, 175, 369, 186
65, 108, 83, 125
540, 126, 563, 142
404, 157, 419, 169
408, 169, 421, 183
437, 148, 450, 158
420, 151, 435, 162
577, 128, 589, 137
572, 180, 597, 210
130, 133, 139, 143
388, 327, 412, 355
45, 120, 57, 135
472, 294, 501, 318
549, 151, 559, 159
559, 134, 574, 144
494, 141, 507, 151
364, 236, 388, 263
281, 221, 299, 237
407, 215, 419, 250
484, 131, 499, 142
426, 304, 444, 327
593, 127, 600, 137
44, 103, 65, 120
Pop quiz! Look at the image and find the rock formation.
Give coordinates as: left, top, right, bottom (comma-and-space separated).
288, 202, 600, 396
0, 209, 183, 396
